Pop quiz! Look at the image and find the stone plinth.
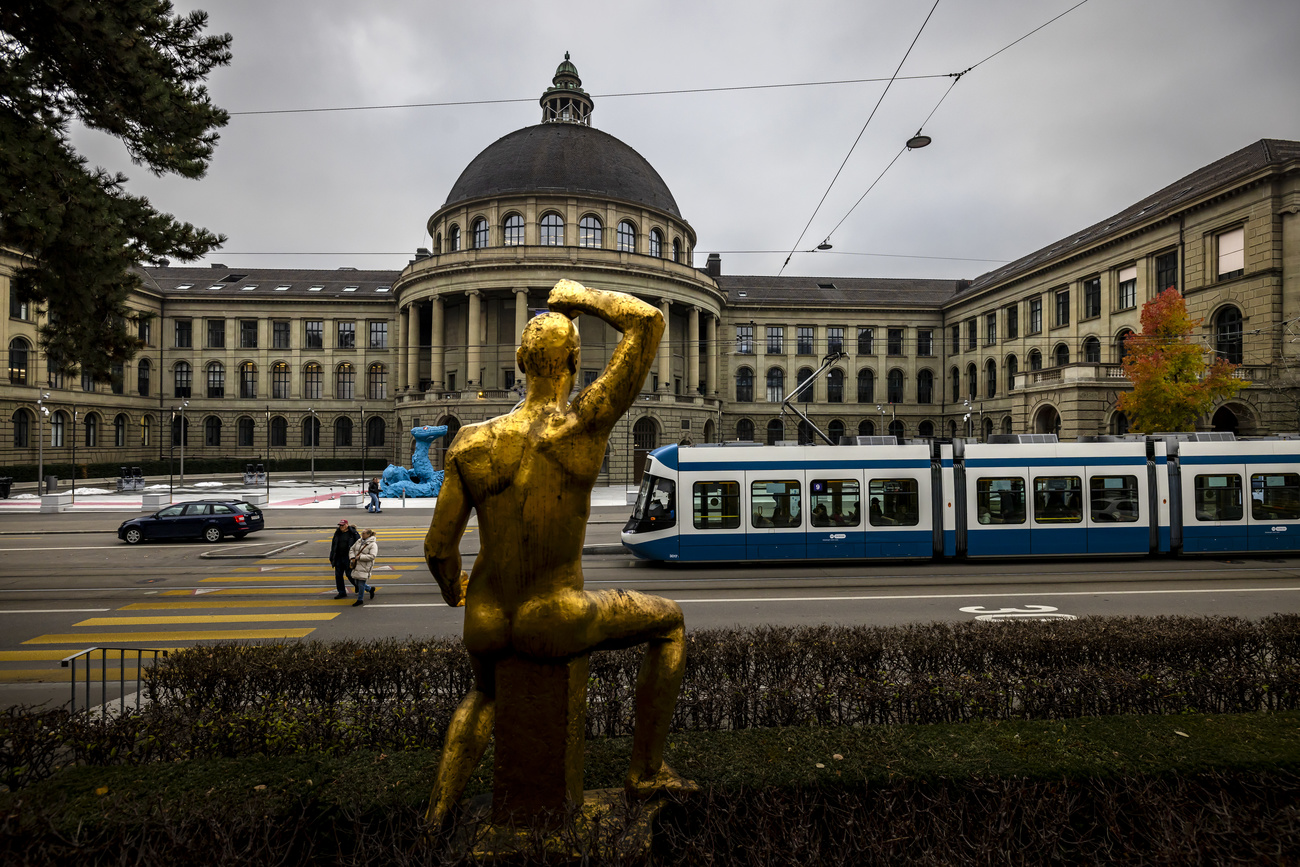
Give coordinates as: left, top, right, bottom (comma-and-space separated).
40, 492, 72, 513
492, 654, 589, 824
340, 492, 365, 508
242, 492, 268, 506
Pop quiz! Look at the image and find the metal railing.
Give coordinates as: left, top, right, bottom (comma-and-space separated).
61, 646, 169, 715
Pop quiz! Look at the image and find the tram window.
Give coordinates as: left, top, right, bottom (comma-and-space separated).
628, 475, 676, 531
975, 478, 1026, 525
694, 481, 741, 529
751, 480, 801, 528
810, 479, 860, 527
1250, 473, 1300, 521
1089, 475, 1140, 522
1033, 476, 1083, 523
868, 479, 919, 526
1193, 474, 1243, 522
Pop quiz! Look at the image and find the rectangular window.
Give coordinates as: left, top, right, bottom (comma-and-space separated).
796, 326, 814, 355
1005, 304, 1018, 339
827, 327, 844, 355
1033, 476, 1083, 523
1028, 298, 1042, 334
887, 328, 903, 356
1117, 266, 1137, 310
1083, 277, 1101, 319
305, 320, 323, 349
1054, 289, 1070, 327
1194, 474, 1243, 521
9, 295, 29, 319
138, 319, 151, 345
985, 312, 997, 345
1090, 475, 1139, 522
735, 324, 754, 354
868, 479, 919, 526
174, 319, 192, 348
810, 479, 860, 527
1218, 226, 1244, 279
1156, 250, 1178, 293
111, 362, 124, 395
917, 329, 932, 356
368, 321, 388, 349
693, 480, 741, 530
965, 318, 977, 351
337, 321, 355, 349
750, 480, 801, 528
766, 326, 784, 354
207, 319, 225, 348
976, 477, 1026, 525
239, 319, 258, 349
857, 327, 874, 355
583, 369, 598, 387
949, 325, 960, 353
1251, 473, 1300, 521
273, 320, 291, 349
238, 417, 255, 448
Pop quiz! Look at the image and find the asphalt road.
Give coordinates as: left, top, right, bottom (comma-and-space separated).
4, 508, 1300, 709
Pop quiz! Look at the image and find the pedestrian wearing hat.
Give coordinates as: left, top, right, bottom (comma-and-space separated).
329, 519, 360, 599
348, 529, 379, 607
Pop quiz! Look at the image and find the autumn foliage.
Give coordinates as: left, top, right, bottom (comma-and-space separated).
1116, 288, 1245, 432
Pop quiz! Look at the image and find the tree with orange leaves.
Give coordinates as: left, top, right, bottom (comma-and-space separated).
1116, 288, 1245, 432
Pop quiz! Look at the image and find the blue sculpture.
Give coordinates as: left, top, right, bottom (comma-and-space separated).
380, 425, 448, 498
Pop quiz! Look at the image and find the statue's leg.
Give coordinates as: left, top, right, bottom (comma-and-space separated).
426, 655, 495, 832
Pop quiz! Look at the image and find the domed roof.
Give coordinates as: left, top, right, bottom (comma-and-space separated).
443, 123, 682, 218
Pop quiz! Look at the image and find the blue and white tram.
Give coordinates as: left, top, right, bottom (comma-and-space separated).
621, 434, 1300, 562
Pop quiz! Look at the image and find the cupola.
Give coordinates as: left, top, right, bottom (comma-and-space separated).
539, 52, 593, 125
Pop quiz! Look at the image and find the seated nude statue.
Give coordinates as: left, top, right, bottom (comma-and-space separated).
424, 280, 696, 831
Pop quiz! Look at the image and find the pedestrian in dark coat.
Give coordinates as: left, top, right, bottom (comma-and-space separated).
329, 519, 361, 598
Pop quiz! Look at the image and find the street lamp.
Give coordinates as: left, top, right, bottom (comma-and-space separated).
307, 408, 318, 483
359, 405, 367, 496
36, 392, 50, 494
71, 407, 77, 504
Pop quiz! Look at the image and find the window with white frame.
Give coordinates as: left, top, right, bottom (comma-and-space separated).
1218, 226, 1244, 280
1118, 266, 1137, 310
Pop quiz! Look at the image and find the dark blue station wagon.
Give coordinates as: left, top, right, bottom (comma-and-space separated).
118, 499, 266, 544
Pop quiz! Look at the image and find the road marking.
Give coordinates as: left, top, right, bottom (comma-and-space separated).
0, 608, 111, 614
234, 564, 419, 572
259, 557, 428, 565
73, 614, 340, 626
0, 546, 126, 552
24, 628, 318, 644
160, 588, 337, 596
670, 586, 1300, 604
201, 575, 399, 583
121, 600, 351, 609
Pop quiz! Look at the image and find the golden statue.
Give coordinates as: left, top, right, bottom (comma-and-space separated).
424, 280, 695, 831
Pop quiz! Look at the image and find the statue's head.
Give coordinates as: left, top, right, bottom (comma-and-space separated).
517, 312, 580, 385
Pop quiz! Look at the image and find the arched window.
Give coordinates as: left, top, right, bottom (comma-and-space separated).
471, 217, 489, 249
51, 410, 66, 447
617, 220, 636, 252
274, 361, 292, 399
766, 368, 785, 403
114, 413, 127, 447
797, 419, 815, 445
672, 237, 682, 263
83, 413, 98, 447
982, 417, 994, 442
335, 416, 352, 447
12, 409, 30, 447
8, 337, 29, 384
205, 361, 224, 398
918, 420, 935, 438
578, 215, 602, 248
367, 416, 386, 447
828, 419, 845, 443
270, 416, 287, 447
447, 224, 460, 252
795, 367, 814, 401
649, 228, 663, 258
539, 212, 564, 246
302, 415, 320, 447
1215, 306, 1243, 364
1082, 336, 1101, 363
1002, 416, 1013, 436
1028, 350, 1042, 371
1116, 329, 1135, 362
888, 369, 904, 403
735, 366, 754, 402
949, 420, 958, 439
966, 363, 977, 400
950, 367, 960, 402
204, 415, 221, 447
1006, 354, 1019, 392
917, 369, 934, 404
765, 418, 784, 445
888, 419, 904, 439
1054, 344, 1070, 367
174, 361, 192, 398
827, 369, 844, 403
503, 214, 524, 246
137, 358, 151, 396
1111, 411, 1130, 436
141, 415, 152, 447
335, 362, 355, 399
367, 363, 387, 400
239, 361, 257, 398
736, 418, 754, 441
171, 414, 188, 446
858, 419, 875, 437
857, 369, 874, 403
238, 416, 254, 447
985, 359, 997, 399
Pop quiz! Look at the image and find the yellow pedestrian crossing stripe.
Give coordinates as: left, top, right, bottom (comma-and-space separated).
73, 614, 340, 627
123, 600, 350, 609
25, 629, 318, 644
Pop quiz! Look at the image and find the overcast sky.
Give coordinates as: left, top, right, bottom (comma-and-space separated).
72, 0, 1300, 283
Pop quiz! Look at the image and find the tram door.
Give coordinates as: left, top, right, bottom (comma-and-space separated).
745, 471, 807, 560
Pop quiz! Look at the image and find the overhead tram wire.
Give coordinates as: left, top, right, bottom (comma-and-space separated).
776, 0, 943, 278
205, 249, 1012, 265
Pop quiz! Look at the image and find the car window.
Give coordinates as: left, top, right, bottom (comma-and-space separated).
232, 502, 256, 513
212, 504, 233, 514
182, 504, 211, 516
157, 506, 184, 518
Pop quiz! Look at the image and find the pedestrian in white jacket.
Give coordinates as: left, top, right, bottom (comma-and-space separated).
348, 529, 378, 607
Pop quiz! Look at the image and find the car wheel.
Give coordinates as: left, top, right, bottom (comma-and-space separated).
124, 527, 144, 545
203, 526, 223, 543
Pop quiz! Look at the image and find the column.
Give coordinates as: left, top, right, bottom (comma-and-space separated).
706, 314, 719, 396
466, 289, 482, 388
397, 306, 408, 391
514, 288, 530, 380
430, 296, 445, 390
687, 306, 700, 394
405, 303, 420, 392
657, 299, 671, 392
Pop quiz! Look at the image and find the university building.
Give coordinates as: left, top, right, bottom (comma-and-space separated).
4, 57, 1300, 484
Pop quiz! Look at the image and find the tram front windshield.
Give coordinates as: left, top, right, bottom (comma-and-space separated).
626, 474, 676, 532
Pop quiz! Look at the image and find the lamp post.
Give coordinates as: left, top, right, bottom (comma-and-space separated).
36, 392, 49, 494
177, 400, 188, 489
307, 408, 318, 483
264, 405, 271, 500
71, 407, 77, 504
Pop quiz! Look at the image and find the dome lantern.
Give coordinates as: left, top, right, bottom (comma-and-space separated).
540, 52, 593, 126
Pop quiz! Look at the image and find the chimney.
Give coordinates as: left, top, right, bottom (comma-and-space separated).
705, 253, 721, 279
414, 247, 432, 261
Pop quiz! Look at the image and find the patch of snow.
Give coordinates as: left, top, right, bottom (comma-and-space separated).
72, 487, 115, 495
11, 493, 39, 500
194, 481, 225, 488
145, 484, 171, 491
